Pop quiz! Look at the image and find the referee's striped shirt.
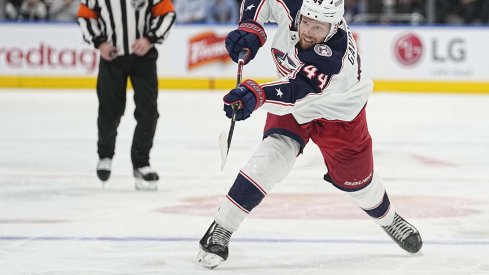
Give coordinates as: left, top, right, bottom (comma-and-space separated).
77, 0, 176, 56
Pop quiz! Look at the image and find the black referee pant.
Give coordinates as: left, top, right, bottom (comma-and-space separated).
96, 47, 159, 169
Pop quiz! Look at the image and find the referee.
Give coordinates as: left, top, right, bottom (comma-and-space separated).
77, 0, 176, 191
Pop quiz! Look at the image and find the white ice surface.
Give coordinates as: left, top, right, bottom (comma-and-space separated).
0, 90, 488, 275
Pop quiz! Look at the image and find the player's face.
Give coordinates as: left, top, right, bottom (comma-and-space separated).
299, 16, 331, 49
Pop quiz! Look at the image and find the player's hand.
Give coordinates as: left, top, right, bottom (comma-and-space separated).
132, 38, 152, 56
223, 79, 266, 121
99, 43, 118, 61
225, 20, 267, 65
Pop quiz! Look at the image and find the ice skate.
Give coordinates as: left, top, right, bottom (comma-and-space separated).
196, 221, 233, 269
133, 166, 159, 191
383, 213, 422, 253
96, 158, 112, 183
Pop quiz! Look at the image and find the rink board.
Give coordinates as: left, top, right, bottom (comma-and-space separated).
0, 23, 489, 93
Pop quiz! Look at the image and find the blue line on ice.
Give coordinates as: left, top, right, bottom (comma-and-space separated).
0, 236, 488, 246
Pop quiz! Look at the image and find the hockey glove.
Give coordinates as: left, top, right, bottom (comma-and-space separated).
225, 20, 267, 65
223, 79, 266, 121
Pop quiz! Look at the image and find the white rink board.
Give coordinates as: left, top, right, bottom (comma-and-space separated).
356, 26, 489, 81
1, 23, 489, 81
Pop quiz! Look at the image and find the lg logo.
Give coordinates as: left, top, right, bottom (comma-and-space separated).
394, 33, 423, 66
394, 33, 467, 66
432, 38, 465, 62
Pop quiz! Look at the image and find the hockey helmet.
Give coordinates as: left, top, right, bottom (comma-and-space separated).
298, 0, 344, 41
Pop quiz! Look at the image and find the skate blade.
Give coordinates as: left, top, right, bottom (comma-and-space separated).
196, 247, 224, 269
134, 179, 158, 191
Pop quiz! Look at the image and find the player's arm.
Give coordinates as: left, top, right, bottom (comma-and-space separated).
260, 59, 340, 115
225, 0, 273, 64
258, 41, 346, 114
239, 0, 272, 24
221, 69, 326, 121
145, 0, 176, 45
222, 51, 342, 120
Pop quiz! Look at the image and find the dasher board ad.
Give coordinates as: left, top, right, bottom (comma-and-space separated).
1, 23, 489, 82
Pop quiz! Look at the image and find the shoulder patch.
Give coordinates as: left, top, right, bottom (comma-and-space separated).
314, 44, 332, 57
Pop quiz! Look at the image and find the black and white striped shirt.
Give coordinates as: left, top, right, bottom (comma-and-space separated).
77, 0, 176, 55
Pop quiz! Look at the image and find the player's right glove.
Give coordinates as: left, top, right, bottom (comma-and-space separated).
223, 79, 266, 121
225, 20, 267, 65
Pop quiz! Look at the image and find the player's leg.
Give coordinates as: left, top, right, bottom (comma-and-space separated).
197, 114, 307, 269
96, 57, 129, 182
197, 134, 300, 268
129, 48, 159, 191
314, 108, 422, 253
216, 133, 300, 230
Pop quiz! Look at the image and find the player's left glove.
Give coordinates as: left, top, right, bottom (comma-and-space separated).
225, 20, 267, 65
223, 79, 266, 121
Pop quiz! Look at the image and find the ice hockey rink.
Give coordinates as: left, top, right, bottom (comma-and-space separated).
0, 89, 488, 275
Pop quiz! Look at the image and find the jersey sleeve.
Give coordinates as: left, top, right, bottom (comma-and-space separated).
239, 0, 273, 25
261, 32, 348, 115
147, 0, 176, 44
77, 0, 105, 48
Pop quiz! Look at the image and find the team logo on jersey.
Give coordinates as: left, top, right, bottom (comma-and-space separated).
131, 0, 145, 10
271, 48, 296, 77
314, 44, 332, 57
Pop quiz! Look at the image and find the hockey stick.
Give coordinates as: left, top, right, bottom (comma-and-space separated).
219, 50, 247, 170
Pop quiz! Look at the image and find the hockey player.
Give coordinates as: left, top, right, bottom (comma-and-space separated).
196, 0, 423, 269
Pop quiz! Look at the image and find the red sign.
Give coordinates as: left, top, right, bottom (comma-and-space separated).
0, 43, 98, 73
394, 33, 423, 66
188, 32, 230, 70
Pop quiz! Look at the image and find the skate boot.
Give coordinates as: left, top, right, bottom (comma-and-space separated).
196, 221, 233, 269
96, 158, 112, 182
133, 166, 159, 191
382, 213, 423, 253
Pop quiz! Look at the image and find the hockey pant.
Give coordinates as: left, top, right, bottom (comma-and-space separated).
214, 134, 395, 232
